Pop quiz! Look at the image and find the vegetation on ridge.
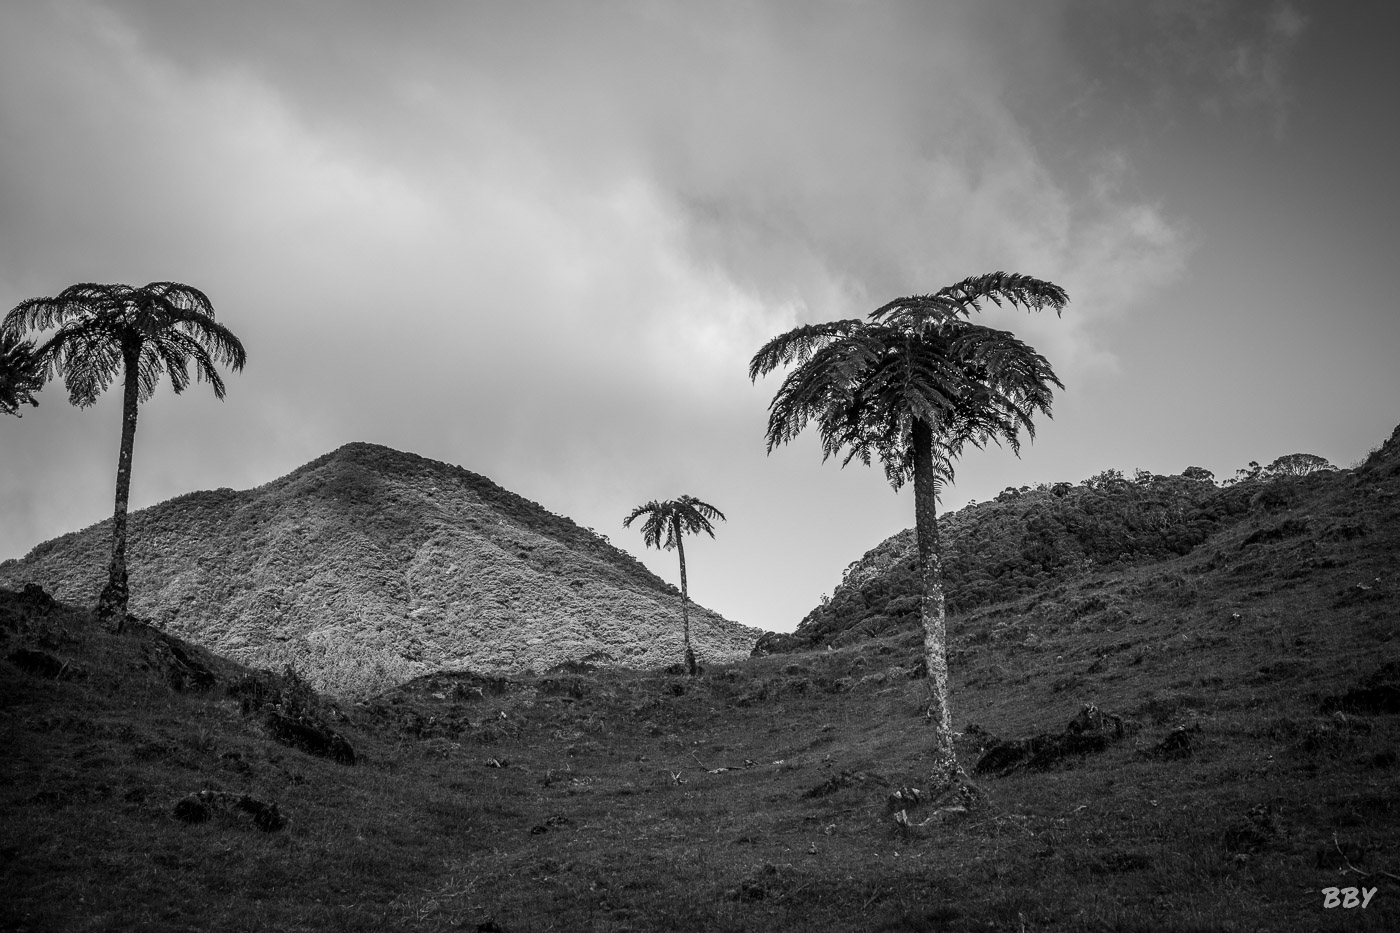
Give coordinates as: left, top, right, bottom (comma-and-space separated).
762, 453, 1354, 656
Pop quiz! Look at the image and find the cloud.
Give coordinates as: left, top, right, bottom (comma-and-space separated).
0, 1, 1197, 632
1054, 0, 1310, 139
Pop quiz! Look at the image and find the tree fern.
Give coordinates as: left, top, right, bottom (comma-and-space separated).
624, 496, 726, 675
3, 282, 247, 627
750, 272, 1066, 801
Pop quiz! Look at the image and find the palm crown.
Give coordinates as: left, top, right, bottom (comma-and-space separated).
623, 496, 727, 550
5, 282, 247, 406
749, 272, 1065, 489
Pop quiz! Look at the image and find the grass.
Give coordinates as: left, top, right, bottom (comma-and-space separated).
3, 559, 1397, 932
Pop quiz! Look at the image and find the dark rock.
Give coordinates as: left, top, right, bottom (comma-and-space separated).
172, 796, 211, 824
172, 790, 286, 832
885, 786, 923, 813
1321, 663, 1400, 715
264, 712, 356, 765
2, 583, 64, 629
803, 770, 888, 799
1146, 724, 1201, 760
153, 631, 216, 691
528, 814, 571, 835
1220, 804, 1278, 853
6, 647, 83, 680
976, 704, 1134, 776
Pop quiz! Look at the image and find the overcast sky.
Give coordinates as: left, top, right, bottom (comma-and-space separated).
2, 1, 1397, 634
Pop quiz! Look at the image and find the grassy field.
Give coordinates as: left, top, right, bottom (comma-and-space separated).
3, 517, 1396, 933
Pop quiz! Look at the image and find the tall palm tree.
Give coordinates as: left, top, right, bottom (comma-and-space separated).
624, 496, 726, 676
0, 330, 45, 416
3, 282, 247, 629
749, 272, 1066, 801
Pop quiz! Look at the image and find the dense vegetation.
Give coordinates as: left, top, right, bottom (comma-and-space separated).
0, 443, 757, 698
758, 455, 1351, 655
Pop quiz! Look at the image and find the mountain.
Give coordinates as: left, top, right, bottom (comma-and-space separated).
0, 442, 758, 696
756, 423, 1400, 655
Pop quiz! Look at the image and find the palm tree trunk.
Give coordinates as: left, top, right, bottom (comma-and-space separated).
675, 524, 697, 675
97, 347, 140, 631
912, 417, 962, 792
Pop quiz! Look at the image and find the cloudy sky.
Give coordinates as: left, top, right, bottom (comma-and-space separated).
2, 1, 1397, 634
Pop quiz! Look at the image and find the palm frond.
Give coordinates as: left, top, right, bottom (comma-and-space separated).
0, 331, 45, 416
747, 319, 863, 382
624, 496, 726, 550
871, 272, 1068, 333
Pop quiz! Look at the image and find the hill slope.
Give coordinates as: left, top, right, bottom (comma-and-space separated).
3, 507, 1397, 931
0, 442, 758, 696
757, 425, 1400, 655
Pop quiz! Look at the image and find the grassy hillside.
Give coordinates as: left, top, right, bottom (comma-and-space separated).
0, 443, 757, 698
3, 414, 1397, 931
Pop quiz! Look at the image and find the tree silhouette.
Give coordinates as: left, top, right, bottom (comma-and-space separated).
3, 283, 247, 628
624, 496, 726, 676
750, 271, 1066, 801
0, 330, 45, 416
1264, 453, 1335, 476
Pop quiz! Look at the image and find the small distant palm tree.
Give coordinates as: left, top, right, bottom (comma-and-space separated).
3, 282, 247, 629
750, 272, 1066, 801
0, 330, 45, 416
624, 496, 726, 675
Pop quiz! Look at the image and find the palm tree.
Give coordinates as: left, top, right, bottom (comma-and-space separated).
749, 272, 1066, 801
3, 282, 247, 629
624, 496, 726, 676
0, 330, 45, 416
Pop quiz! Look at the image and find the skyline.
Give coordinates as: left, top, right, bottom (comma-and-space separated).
2, 1, 1397, 633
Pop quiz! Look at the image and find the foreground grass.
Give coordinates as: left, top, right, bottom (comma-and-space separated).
4, 522, 1398, 933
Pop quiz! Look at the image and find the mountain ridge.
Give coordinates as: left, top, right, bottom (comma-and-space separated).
0, 442, 758, 697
